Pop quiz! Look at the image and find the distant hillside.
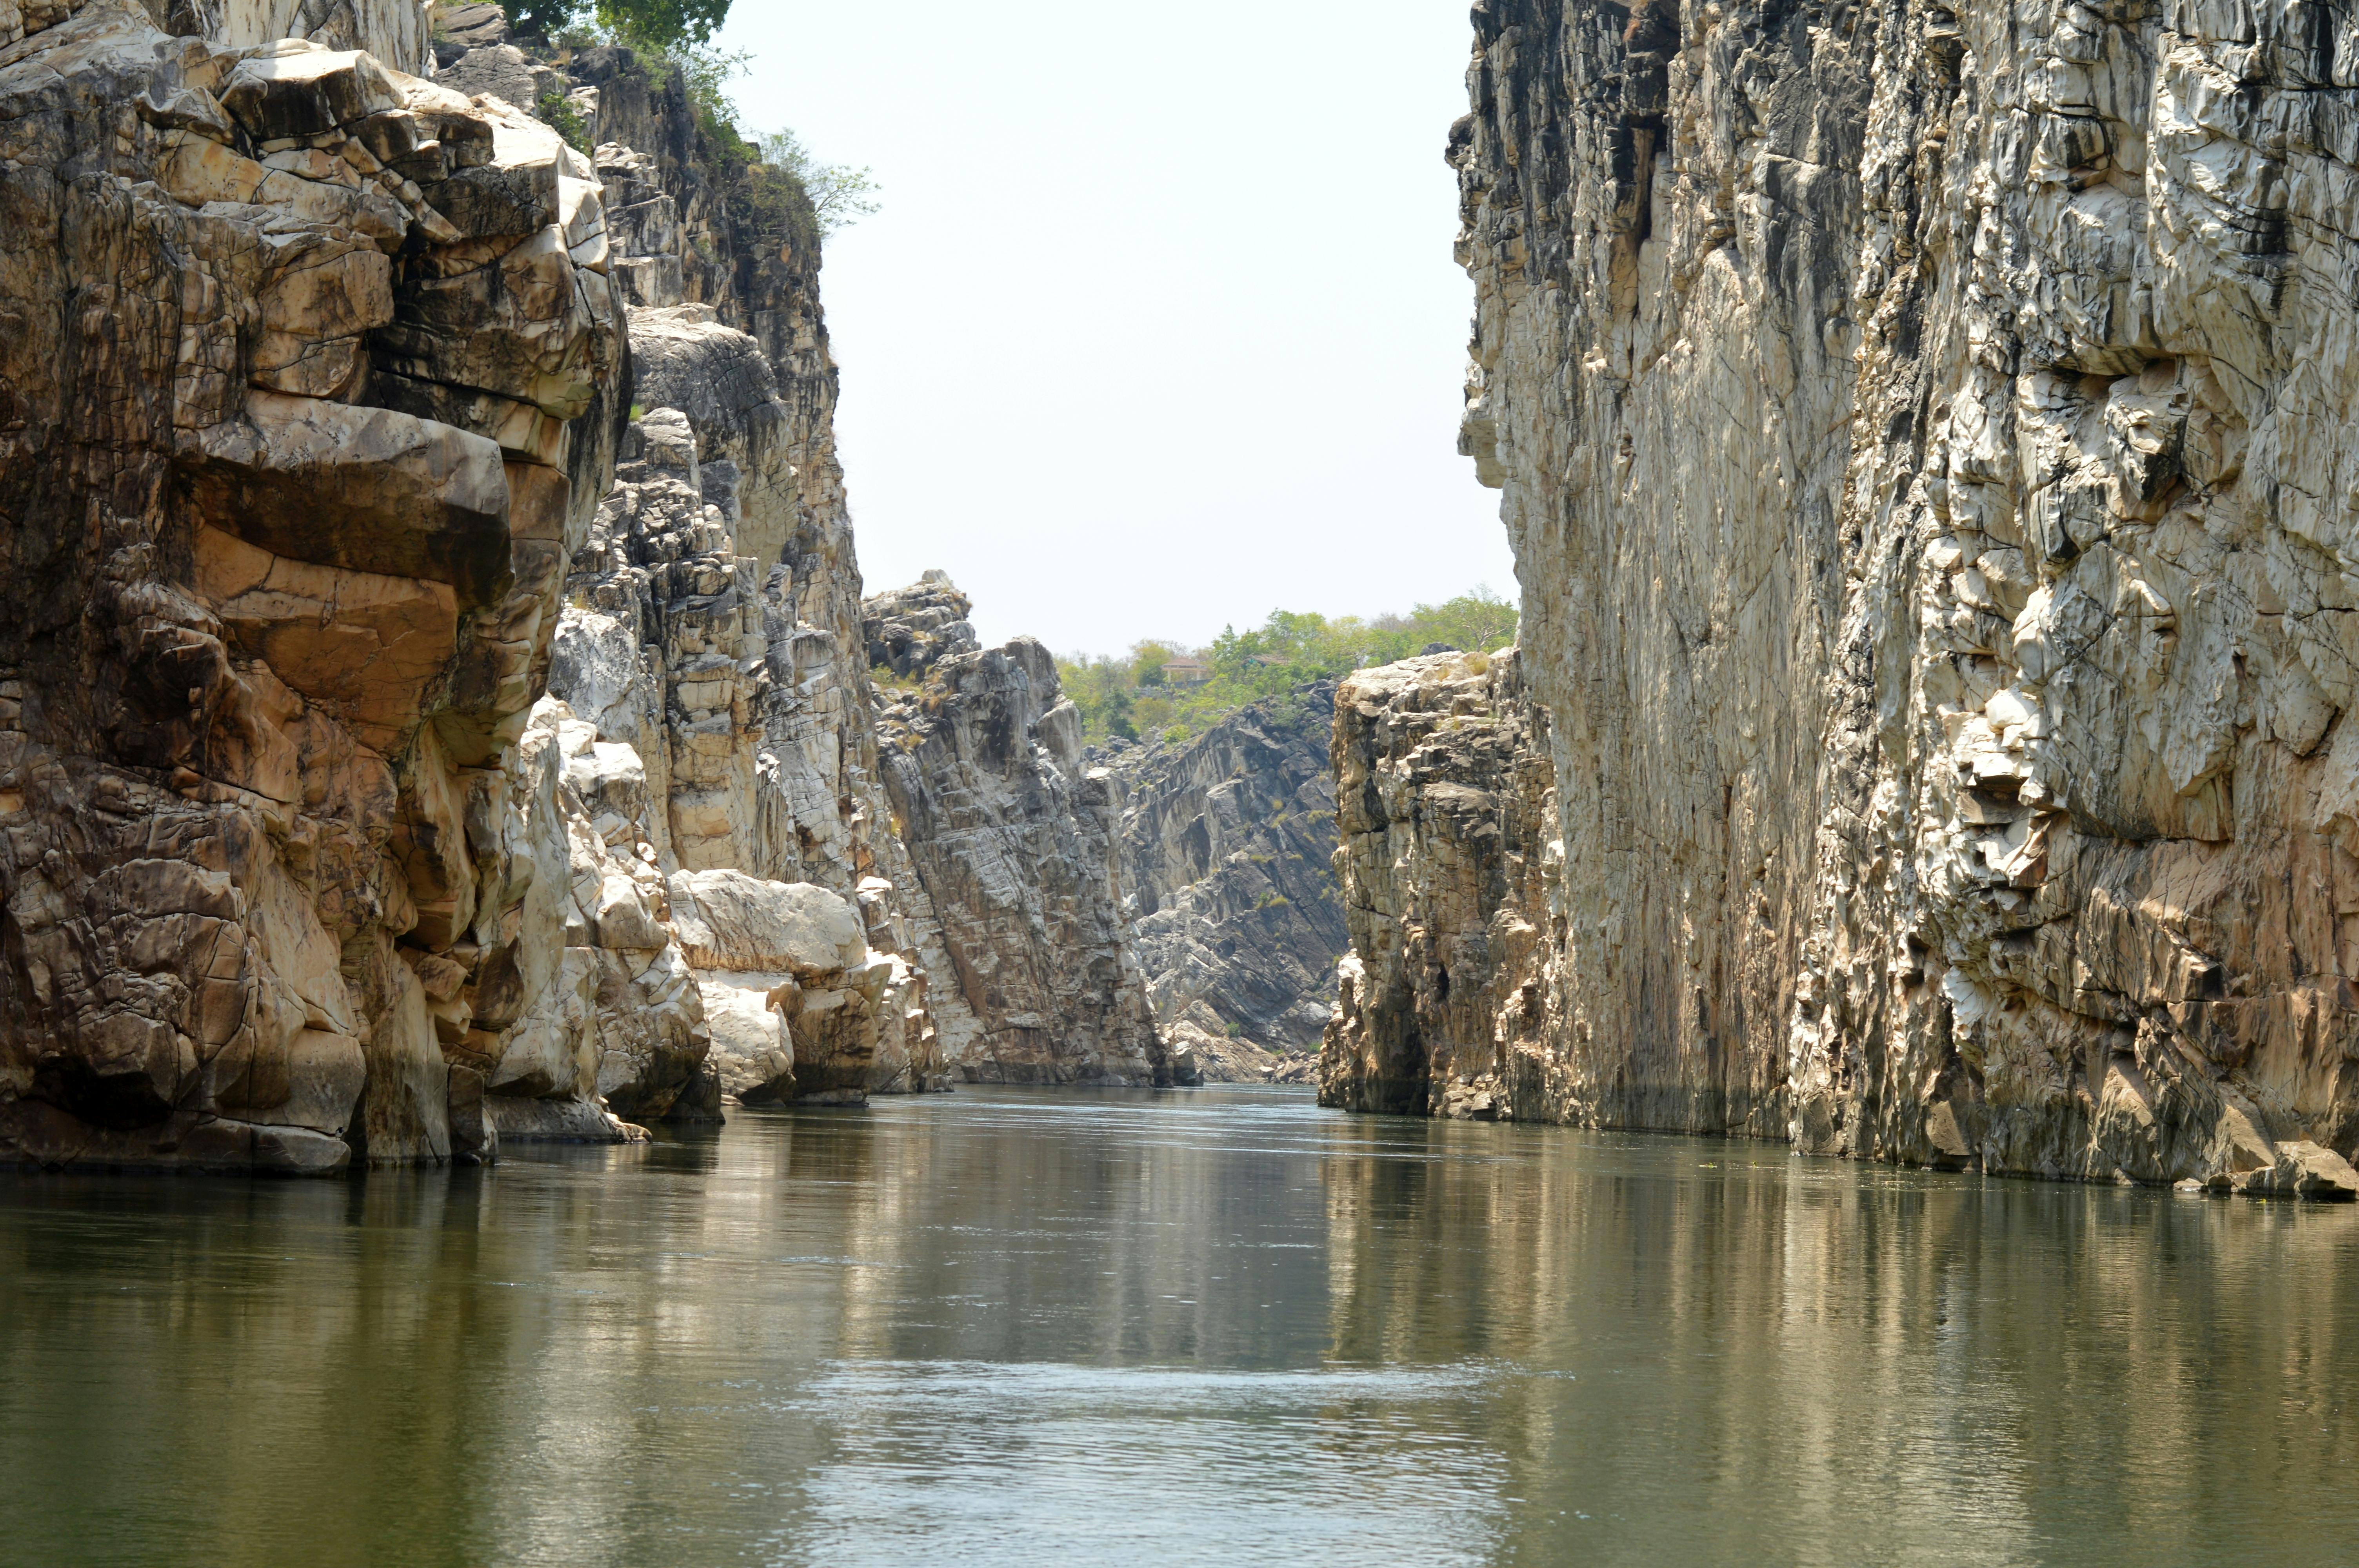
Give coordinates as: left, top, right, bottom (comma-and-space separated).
1057, 588, 1518, 744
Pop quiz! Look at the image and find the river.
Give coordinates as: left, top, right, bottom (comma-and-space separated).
3, 1086, 2355, 1565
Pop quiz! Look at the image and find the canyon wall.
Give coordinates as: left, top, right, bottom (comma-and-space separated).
864, 576, 1167, 1085
0, 0, 628, 1171
1104, 683, 1344, 1082
0, 0, 937, 1171
1406, 0, 2359, 1191
1320, 651, 1556, 1119
465, 15, 940, 1109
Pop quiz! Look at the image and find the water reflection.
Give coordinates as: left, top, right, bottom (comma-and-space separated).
1, 1089, 2355, 1566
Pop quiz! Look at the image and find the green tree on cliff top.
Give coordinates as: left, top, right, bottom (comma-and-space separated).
1051, 587, 1520, 745
500, 0, 730, 47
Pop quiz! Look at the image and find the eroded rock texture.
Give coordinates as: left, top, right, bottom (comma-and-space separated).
1420, 0, 2359, 1191
1104, 683, 1345, 1082
551, 400, 934, 1104
1319, 652, 1557, 1119
867, 577, 1166, 1085
506, 28, 939, 1108
0, 2, 630, 1170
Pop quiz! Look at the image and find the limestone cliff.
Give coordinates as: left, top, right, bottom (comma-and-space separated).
0, 0, 629, 1171
865, 576, 1166, 1085
1103, 683, 1345, 1082
1411, 0, 2359, 1192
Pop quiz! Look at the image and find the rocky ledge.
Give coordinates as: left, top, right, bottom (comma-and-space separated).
1319, 651, 1554, 1121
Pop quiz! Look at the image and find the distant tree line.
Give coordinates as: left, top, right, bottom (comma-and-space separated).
1056, 587, 1521, 746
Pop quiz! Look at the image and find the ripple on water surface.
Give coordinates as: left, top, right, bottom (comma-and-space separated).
2, 1085, 2358, 1567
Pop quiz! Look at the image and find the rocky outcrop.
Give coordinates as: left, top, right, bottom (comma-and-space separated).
866, 577, 1165, 1085
1319, 652, 1555, 1119
550, 397, 934, 1103
1418, 0, 2359, 1193
152, 0, 431, 73
863, 570, 979, 680
0, 2, 630, 1171
418, 19, 939, 1109
1103, 682, 1345, 1081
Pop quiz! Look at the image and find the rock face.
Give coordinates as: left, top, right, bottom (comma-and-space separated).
551, 397, 934, 1103
0, 1, 629, 1171
1103, 682, 1346, 1081
516, 34, 938, 1107
1319, 652, 1556, 1120
865, 577, 1166, 1085
0, 0, 941, 1171
1408, 0, 2359, 1193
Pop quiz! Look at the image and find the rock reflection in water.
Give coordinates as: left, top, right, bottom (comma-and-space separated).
1, 1090, 2356, 1566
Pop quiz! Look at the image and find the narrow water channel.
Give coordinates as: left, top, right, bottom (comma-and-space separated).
3, 1087, 2354, 1566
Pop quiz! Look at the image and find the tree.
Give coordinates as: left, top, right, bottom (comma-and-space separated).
594, 0, 732, 47
500, 0, 731, 48
758, 131, 881, 238
498, 0, 579, 38
1411, 584, 1519, 653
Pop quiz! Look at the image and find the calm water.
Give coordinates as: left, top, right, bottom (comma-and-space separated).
3, 1087, 2357, 1566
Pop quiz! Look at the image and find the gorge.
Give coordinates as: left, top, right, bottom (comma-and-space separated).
1, 0, 2353, 1196
14, 1, 2359, 1561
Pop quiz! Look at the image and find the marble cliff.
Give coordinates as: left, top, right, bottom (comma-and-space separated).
0, 0, 937, 1172
1328, 0, 2359, 1192
1322, 650, 1558, 1120
863, 575, 1167, 1085
404, 9, 943, 1112
1103, 684, 1346, 1082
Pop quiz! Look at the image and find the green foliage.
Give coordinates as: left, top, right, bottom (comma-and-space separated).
759, 131, 881, 238
498, 0, 580, 39
536, 91, 591, 153
505, 0, 731, 47
1056, 586, 1519, 746
595, 0, 730, 47
869, 664, 927, 698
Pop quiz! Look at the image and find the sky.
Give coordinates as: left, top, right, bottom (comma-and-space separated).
712, 2, 1513, 659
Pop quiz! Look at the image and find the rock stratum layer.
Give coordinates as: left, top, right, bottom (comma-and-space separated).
1321, 651, 1558, 1120
1103, 684, 1345, 1082
0, 0, 938, 1171
0, 0, 629, 1171
1359, 0, 2359, 1192
865, 576, 1166, 1085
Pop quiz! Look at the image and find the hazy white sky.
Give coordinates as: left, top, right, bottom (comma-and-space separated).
713, 2, 1512, 658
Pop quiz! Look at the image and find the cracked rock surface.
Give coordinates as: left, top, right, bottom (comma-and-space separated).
866, 576, 1166, 1086
0, 2, 946, 1168
1102, 682, 1346, 1082
1319, 652, 1556, 1122
1381, 0, 2359, 1192
0, 1, 627, 1171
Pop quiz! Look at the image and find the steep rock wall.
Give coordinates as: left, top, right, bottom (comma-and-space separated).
426, 15, 941, 1108
1319, 652, 1556, 1118
0, 2, 629, 1170
865, 577, 1166, 1085
1439, 0, 2359, 1192
1103, 682, 1345, 1080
